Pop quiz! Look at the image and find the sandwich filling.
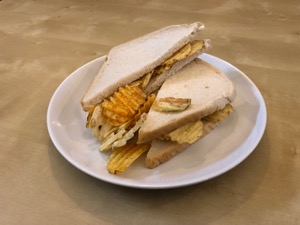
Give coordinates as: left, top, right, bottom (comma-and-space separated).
160, 104, 233, 144
86, 40, 205, 151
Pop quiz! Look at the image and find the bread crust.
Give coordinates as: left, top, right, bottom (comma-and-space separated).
81, 22, 208, 111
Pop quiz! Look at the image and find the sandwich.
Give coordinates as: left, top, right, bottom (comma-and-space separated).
95, 58, 235, 174
82, 22, 211, 154
137, 58, 236, 169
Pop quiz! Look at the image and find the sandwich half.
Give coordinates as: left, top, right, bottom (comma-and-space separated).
137, 58, 236, 169
82, 22, 211, 152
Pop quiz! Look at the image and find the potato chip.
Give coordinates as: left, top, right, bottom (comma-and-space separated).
99, 128, 126, 151
162, 104, 233, 144
153, 41, 203, 76
95, 93, 155, 151
141, 70, 155, 89
97, 120, 116, 141
101, 85, 147, 126
133, 93, 156, 123
164, 120, 204, 144
86, 105, 100, 128
107, 143, 151, 174
163, 43, 192, 68
112, 113, 147, 149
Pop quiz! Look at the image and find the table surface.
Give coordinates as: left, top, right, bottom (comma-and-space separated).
1, 0, 299, 224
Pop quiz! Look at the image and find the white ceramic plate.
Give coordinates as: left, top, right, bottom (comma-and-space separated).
47, 54, 267, 189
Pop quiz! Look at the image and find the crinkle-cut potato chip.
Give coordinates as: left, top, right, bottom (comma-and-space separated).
94, 93, 156, 151
112, 113, 147, 149
99, 128, 126, 151
100, 112, 148, 151
99, 119, 134, 151
133, 93, 156, 123
101, 85, 146, 126
164, 120, 204, 144
107, 143, 151, 174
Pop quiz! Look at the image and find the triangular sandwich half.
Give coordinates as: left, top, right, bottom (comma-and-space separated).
81, 22, 210, 111
137, 58, 236, 168
82, 22, 211, 151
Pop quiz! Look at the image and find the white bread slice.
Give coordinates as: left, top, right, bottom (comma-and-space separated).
145, 120, 221, 169
144, 40, 210, 95
81, 22, 209, 111
138, 58, 236, 144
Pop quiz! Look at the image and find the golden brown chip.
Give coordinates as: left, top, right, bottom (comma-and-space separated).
162, 104, 234, 144
107, 143, 151, 174
133, 93, 156, 123
101, 85, 147, 126
164, 120, 204, 144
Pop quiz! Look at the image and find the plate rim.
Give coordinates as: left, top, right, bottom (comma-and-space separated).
47, 53, 267, 189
